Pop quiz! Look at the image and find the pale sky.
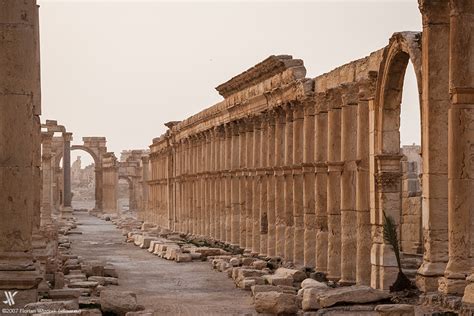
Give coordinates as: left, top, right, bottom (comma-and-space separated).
38, 0, 422, 166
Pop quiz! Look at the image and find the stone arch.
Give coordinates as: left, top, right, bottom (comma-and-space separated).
375, 31, 422, 155
55, 137, 108, 212
71, 145, 100, 166
118, 175, 133, 212
370, 31, 423, 290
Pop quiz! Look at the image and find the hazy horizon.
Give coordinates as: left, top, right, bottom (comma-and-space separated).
38, 0, 422, 165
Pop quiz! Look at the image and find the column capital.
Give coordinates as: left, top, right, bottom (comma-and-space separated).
304, 102, 315, 116
292, 102, 305, 119
315, 92, 329, 113
418, 0, 450, 25
62, 132, 73, 142
341, 82, 360, 106
327, 87, 342, 110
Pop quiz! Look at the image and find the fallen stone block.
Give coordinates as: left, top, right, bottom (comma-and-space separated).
105, 277, 119, 285
251, 285, 283, 297
238, 277, 265, 290
176, 253, 192, 263
375, 304, 415, 316
139, 237, 157, 249
68, 281, 99, 288
229, 257, 240, 267
104, 264, 118, 278
263, 275, 294, 287
192, 247, 222, 257
302, 287, 328, 311
100, 290, 141, 316
48, 289, 82, 300
88, 276, 106, 285
254, 291, 299, 315
251, 260, 267, 270
301, 278, 328, 289
274, 267, 306, 282
318, 285, 391, 308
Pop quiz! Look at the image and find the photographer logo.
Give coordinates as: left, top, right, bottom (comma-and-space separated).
3, 291, 17, 306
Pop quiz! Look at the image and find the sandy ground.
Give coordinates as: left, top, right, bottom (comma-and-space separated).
68, 212, 256, 315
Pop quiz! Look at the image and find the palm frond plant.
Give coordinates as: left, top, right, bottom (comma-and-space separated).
382, 211, 413, 292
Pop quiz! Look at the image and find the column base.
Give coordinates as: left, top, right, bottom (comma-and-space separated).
439, 277, 467, 295
60, 206, 74, 219
416, 274, 442, 293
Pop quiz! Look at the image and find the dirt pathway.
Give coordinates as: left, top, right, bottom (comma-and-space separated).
68, 212, 255, 315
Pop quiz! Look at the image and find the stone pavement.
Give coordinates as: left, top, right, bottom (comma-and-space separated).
68, 212, 255, 315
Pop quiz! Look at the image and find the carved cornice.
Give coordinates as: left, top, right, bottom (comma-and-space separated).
215, 55, 304, 98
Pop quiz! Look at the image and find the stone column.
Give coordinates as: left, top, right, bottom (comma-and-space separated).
315, 94, 329, 273
205, 130, 212, 236
211, 128, 218, 239
142, 156, 150, 223
340, 84, 359, 285
219, 126, 226, 241
225, 124, 232, 243
0, 1, 42, 300
231, 122, 241, 245
197, 134, 204, 235
259, 115, 269, 256
95, 167, 103, 212
245, 119, 254, 250
293, 103, 305, 265
371, 154, 403, 290
356, 79, 375, 285
284, 105, 295, 262
62, 132, 73, 218
327, 90, 343, 281
442, 0, 474, 296
303, 102, 316, 267
252, 117, 262, 254
183, 139, 190, 233
416, 0, 451, 292
238, 122, 247, 247
275, 108, 286, 258
191, 136, 197, 235
41, 131, 54, 227
267, 112, 277, 257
